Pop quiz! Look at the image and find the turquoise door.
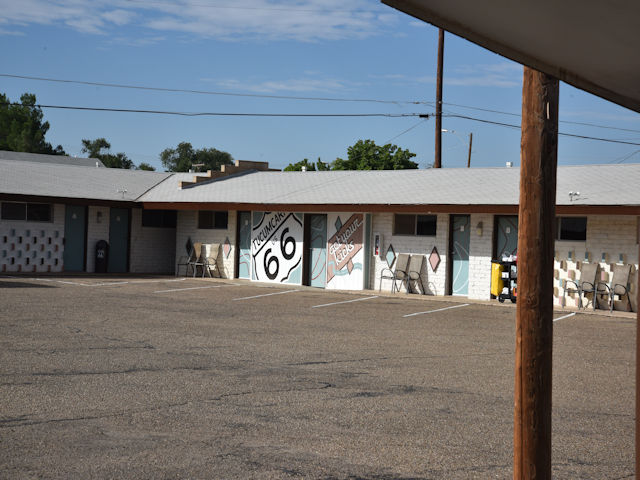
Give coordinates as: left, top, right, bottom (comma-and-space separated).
237, 211, 251, 279
308, 214, 327, 288
63, 205, 86, 271
108, 208, 129, 273
451, 215, 470, 296
495, 216, 518, 259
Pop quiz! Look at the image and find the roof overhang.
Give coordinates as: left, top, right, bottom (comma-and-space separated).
382, 0, 640, 113
143, 202, 640, 216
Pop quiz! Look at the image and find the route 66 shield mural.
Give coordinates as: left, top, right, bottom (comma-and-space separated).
251, 212, 303, 284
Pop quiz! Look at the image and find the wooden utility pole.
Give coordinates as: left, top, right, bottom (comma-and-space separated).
434, 28, 444, 168
637, 260, 639, 477
514, 67, 559, 480
466, 133, 473, 168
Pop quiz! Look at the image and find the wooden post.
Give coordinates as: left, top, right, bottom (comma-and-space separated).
637, 247, 639, 477
467, 132, 473, 168
434, 28, 444, 168
514, 67, 559, 480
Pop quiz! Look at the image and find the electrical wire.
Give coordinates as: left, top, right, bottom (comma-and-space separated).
444, 114, 640, 146
0, 101, 424, 118
385, 119, 429, 143
3, 98, 639, 146
0, 73, 429, 106
5, 72, 638, 135
444, 101, 640, 134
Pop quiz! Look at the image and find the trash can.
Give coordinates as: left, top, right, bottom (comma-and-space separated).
491, 262, 504, 297
95, 240, 109, 273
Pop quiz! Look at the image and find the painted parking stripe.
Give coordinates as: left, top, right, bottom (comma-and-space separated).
403, 303, 470, 318
93, 278, 187, 287
312, 295, 379, 309
233, 289, 300, 301
154, 283, 239, 294
553, 312, 576, 322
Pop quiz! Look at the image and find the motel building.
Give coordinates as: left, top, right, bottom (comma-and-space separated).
1, 150, 638, 312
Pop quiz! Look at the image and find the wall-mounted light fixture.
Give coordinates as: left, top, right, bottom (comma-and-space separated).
97, 211, 103, 224
476, 221, 483, 236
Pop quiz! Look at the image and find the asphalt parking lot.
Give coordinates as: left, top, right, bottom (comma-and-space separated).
0, 275, 635, 479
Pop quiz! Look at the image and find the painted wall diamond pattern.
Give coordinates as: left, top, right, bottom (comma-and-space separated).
429, 246, 441, 272
385, 244, 396, 268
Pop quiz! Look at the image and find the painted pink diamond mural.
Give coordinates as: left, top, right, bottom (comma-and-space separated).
429, 246, 441, 272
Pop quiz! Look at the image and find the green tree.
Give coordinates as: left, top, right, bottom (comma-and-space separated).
136, 162, 156, 171
283, 157, 330, 171
160, 142, 233, 172
0, 92, 66, 155
332, 139, 417, 170
81, 138, 134, 169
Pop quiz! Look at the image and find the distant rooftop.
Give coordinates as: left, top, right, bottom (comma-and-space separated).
0, 150, 105, 168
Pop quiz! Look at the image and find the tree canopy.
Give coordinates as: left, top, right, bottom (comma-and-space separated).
81, 138, 134, 169
136, 162, 156, 171
160, 142, 233, 172
284, 140, 418, 171
283, 157, 330, 172
333, 139, 418, 170
0, 92, 66, 155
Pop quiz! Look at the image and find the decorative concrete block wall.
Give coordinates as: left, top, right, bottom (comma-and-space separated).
554, 216, 638, 311
175, 210, 236, 278
0, 204, 65, 273
370, 212, 449, 295
129, 209, 176, 274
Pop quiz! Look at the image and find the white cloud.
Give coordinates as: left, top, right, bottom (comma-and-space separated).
101, 9, 135, 26
0, 0, 401, 41
205, 76, 356, 94
387, 62, 522, 88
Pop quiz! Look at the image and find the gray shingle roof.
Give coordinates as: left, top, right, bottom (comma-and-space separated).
0, 150, 105, 168
0, 159, 171, 202
2, 156, 639, 207
139, 164, 640, 206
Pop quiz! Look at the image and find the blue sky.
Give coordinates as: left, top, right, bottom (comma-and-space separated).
1, 0, 639, 171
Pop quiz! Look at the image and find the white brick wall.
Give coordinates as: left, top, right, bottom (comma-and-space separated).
175, 210, 236, 278
554, 215, 638, 311
129, 209, 176, 274
370, 213, 449, 295
468, 214, 494, 300
1, 203, 64, 273
86, 206, 110, 273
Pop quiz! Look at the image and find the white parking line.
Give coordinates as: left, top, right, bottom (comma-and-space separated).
1, 277, 188, 287
312, 295, 379, 309
233, 289, 300, 301
553, 312, 576, 322
403, 303, 470, 318
154, 284, 239, 294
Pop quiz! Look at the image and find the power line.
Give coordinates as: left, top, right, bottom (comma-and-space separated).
0, 73, 429, 106
4, 98, 639, 146
4, 72, 638, 135
1, 101, 425, 118
385, 119, 428, 143
444, 101, 640, 134
444, 113, 640, 146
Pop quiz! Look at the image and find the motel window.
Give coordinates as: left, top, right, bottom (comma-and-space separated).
1, 202, 52, 222
142, 209, 177, 228
393, 214, 437, 236
198, 210, 228, 229
557, 217, 587, 241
